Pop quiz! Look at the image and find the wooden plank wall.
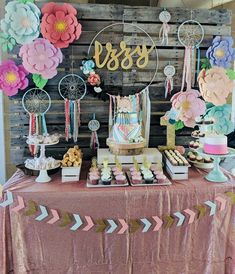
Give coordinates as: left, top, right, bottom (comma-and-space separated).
7, 3, 232, 164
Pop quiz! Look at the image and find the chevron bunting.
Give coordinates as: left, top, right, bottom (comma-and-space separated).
163, 215, 174, 229
173, 212, 185, 226
59, 212, 73, 228
35, 205, 49, 221
152, 216, 163, 231
184, 209, 196, 224
140, 218, 152, 232
95, 219, 107, 233
24, 200, 37, 216
204, 201, 217, 216
47, 209, 60, 224
215, 196, 227, 211
83, 216, 94, 231
194, 205, 207, 219
225, 192, 235, 204
11, 195, 25, 212
106, 219, 118, 234
70, 214, 83, 231
118, 219, 128, 234
0, 190, 13, 207
129, 219, 141, 233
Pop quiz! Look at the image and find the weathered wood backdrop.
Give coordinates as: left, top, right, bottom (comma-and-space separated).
8, 3, 232, 164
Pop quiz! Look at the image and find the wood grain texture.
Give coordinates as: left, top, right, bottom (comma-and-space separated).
7, 3, 232, 164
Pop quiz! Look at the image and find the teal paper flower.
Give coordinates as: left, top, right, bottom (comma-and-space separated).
81, 59, 95, 75
205, 104, 233, 135
0, 0, 41, 45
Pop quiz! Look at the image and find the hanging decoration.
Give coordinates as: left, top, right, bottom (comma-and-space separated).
58, 74, 87, 142
206, 36, 235, 68
19, 38, 63, 87
198, 66, 233, 106
88, 114, 100, 150
40, 2, 82, 49
163, 64, 175, 98
22, 88, 51, 155
0, 60, 29, 96
159, 9, 171, 46
0, 0, 41, 48
0, 190, 234, 234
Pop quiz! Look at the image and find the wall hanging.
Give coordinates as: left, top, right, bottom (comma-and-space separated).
164, 64, 175, 98
158, 9, 171, 46
88, 114, 100, 150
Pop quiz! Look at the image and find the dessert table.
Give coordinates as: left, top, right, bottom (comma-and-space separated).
1, 163, 235, 274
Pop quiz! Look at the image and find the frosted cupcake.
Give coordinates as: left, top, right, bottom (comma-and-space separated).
101, 174, 112, 185
89, 174, 100, 185
156, 174, 166, 184
115, 174, 126, 185
113, 170, 123, 176
132, 175, 143, 185
131, 171, 141, 177
142, 170, 154, 184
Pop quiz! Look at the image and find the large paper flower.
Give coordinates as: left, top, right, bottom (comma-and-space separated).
19, 38, 63, 79
40, 2, 82, 49
171, 89, 206, 128
198, 67, 234, 106
205, 104, 233, 135
206, 36, 235, 68
0, 0, 40, 45
0, 60, 29, 96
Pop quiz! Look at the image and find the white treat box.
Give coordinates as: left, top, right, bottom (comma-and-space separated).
61, 163, 82, 182
163, 155, 189, 180
166, 166, 189, 180
97, 148, 162, 165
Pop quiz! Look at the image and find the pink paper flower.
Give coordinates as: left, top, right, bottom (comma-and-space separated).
19, 38, 63, 79
171, 89, 206, 128
40, 2, 82, 49
88, 72, 101, 86
0, 60, 29, 96
198, 67, 234, 106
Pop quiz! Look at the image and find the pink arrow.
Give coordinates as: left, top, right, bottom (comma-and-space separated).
47, 209, 60, 224
117, 219, 128, 234
152, 216, 163, 231
83, 216, 94, 231
184, 209, 196, 224
215, 196, 227, 211
11, 195, 25, 212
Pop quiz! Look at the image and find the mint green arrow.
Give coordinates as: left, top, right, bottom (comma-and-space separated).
0, 191, 13, 207
204, 201, 216, 216
106, 219, 118, 234
35, 205, 48, 221
140, 218, 152, 232
173, 212, 185, 226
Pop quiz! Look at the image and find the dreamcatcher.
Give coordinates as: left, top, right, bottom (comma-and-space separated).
58, 73, 87, 142
22, 88, 51, 155
164, 64, 175, 98
159, 9, 171, 46
177, 17, 204, 90
88, 113, 100, 150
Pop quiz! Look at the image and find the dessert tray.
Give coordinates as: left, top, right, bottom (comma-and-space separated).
187, 151, 213, 169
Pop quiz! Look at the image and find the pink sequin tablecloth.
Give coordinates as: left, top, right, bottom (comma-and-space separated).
1, 165, 235, 274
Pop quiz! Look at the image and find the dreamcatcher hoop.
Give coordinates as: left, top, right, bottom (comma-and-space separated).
177, 19, 204, 48
22, 88, 51, 114
87, 22, 159, 90
58, 74, 87, 101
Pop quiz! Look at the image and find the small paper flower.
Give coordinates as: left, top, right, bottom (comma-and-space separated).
206, 36, 235, 68
0, 0, 41, 45
205, 104, 233, 135
81, 59, 95, 75
19, 38, 63, 79
94, 86, 102, 93
40, 2, 82, 49
0, 60, 29, 96
171, 89, 206, 128
88, 72, 100, 86
198, 67, 234, 106
164, 108, 180, 124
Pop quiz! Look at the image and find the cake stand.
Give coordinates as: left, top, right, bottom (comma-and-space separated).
192, 147, 235, 183
106, 138, 146, 155
26, 141, 60, 183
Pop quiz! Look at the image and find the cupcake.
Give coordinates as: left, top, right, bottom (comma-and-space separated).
113, 170, 123, 176
101, 174, 112, 185
130, 166, 137, 172
132, 175, 143, 185
189, 154, 196, 161
89, 174, 100, 185
115, 174, 126, 185
204, 156, 212, 163
142, 170, 154, 184
196, 155, 203, 162
156, 174, 166, 184
154, 170, 163, 177
131, 171, 141, 177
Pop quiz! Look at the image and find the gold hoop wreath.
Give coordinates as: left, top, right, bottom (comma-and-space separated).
80, 22, 159, 100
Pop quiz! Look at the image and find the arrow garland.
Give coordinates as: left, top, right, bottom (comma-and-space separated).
0, 191, 234, 234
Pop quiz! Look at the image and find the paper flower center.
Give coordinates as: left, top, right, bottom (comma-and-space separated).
5, 72, 17, 84
55, 21, 67, 32
181, 100, 191, 111
21, 18, 31, 28
215, 49, 225, 58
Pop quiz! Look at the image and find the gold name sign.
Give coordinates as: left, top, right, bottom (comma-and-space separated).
93, 41, 154, 71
